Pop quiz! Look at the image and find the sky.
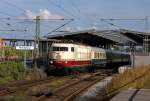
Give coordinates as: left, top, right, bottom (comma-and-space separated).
0, 0, 150, 39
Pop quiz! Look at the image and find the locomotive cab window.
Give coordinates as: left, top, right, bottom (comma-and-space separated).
52, 47, 59, 51
52, 47, 68, 51
71, 47, 74, 52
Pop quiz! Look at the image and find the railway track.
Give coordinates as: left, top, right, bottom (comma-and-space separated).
0, 72, 99, 97
0, 69, 114, 101
32, 71, 111, 101
0, 76, 67, 97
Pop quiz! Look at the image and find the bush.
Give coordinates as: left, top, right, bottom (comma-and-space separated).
0, 46, 32, 59
0, 61, 27, 83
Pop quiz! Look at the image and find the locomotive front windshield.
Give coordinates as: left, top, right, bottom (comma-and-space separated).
52, 47, 68, 51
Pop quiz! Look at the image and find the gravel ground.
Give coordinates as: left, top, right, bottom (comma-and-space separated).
75, 77, 112, 101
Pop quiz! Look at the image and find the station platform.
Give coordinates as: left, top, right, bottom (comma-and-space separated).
110, 89, 150, 101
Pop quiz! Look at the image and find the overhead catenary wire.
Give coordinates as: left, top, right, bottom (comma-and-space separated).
0, 0, 93, 32
69, 0, 97, 27
69, 0, 81, 14
47, 0, 93, 27
47, 19, 74, 34
0, 0, 77, 38
0, 0, 27, 30
0, 17, 74, 34
0, 18, 28, 32
0, 17, 74, 32
0, 11, 17, 18
100, 18, 148, 38
101, 18, 146, 21
69, 0, 93, 27
0, 17, 74, 21
100, 18, 148, 30
0, 29, 26, 32
0, 20, 18, 30
0, 0, 74, 21
47, 0, 75, 17
100, 19, 122, 29
0, 20, 27, 32
0, 0, 26, 13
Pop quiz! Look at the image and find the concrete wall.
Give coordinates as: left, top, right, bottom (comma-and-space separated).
131, 54, 150, 67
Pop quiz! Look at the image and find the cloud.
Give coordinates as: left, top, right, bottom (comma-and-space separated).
64, 26, 83, 32
64, 26, 98, 32
65, 27, 72, 31
86, 26, 97, 30
25, 10, 35, 19
18, 9, 64, 19
75, 26, 82, 31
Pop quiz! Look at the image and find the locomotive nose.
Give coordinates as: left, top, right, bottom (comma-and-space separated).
55, 53, 61, 59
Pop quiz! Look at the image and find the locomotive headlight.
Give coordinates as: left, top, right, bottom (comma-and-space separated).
65, 61, 68, 64
50, 61, 53, 64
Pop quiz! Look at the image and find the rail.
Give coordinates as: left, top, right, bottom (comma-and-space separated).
32, 71, 113, 101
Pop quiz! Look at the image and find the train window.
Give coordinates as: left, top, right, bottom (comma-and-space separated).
104, 54, 106, 57
52, 47, 68, 51
94, 52, 96, 58
99, 53, 101, 58
60, 47, 68, 51
71, 47, 74, 52
102, 53, 104, 58
103, 53, 106, 58
99, 53, 101, 57
103, 53, 105, 57
52, 47, 59, 51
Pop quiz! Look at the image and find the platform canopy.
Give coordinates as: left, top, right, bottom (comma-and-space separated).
45, 29, 137, 47
119, 29, 150, 45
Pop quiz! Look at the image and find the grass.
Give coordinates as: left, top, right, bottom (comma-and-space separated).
0, 61, 35, 84
3, 95, 27, 101
105, 65, 150, 99
50, 79, 65, 87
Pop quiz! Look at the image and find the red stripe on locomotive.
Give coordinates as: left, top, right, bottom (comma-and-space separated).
51, 60, 91, 67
